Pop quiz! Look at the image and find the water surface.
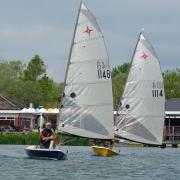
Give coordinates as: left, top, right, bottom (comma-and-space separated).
0, 145, 179, 180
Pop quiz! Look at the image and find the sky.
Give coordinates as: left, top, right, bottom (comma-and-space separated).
0, 0, 179, 82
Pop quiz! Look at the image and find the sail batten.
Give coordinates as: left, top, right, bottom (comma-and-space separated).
115, 33, 165, 145
59, 2, 114, 140
74, 35, 103, 43
70, 58, 108, 64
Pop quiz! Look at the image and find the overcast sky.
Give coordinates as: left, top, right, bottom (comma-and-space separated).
0, 0, 179, 82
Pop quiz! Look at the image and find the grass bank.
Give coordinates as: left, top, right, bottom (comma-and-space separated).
0, 132, 89, 146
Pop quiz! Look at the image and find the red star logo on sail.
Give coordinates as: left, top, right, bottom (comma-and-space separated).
141, 52, 148, 61
83, 26, 93, 36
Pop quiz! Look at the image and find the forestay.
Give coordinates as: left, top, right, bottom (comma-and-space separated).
115, 33, 165, 145
59, 2, 114, 139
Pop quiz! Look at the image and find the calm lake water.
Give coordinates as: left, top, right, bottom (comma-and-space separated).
0, 145, 180, 180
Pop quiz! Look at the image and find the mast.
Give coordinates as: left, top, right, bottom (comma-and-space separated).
58, 1, 82, 128
117, 32, 142, 112
63, 1, 82, 86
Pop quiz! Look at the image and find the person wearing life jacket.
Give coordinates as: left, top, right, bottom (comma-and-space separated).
40, 122, 55, 149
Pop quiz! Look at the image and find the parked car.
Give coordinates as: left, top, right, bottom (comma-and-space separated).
1, 126, 15, 132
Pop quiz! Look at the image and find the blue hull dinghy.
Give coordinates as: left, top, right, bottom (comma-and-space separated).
25, 145, 67, 160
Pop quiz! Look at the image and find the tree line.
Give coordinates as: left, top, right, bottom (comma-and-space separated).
0, 55, 179, 108
0, 55, 63, 108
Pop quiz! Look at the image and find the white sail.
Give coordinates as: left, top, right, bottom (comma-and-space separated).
59, 2, 114, 139
115, 33, 165, 145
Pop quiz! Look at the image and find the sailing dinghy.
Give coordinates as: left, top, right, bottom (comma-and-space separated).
115, 33, 165, 146
25, 115, 67, 160
59, 1, 119, 157
25, 145, 67, 160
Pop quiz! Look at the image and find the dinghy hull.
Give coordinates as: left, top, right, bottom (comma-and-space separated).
25, 145, 67, 160
91, 146, 119, 157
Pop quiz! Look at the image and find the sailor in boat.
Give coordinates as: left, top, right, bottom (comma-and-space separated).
40, 122, 56, 149
103, 140, 114, 149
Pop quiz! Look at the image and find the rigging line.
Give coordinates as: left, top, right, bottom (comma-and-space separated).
59, 138, 77, 146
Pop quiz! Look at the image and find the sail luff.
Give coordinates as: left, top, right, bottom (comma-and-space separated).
58, 2, 82, 132
63, 1, 82, 86
59, 1, 82, 112
117, 33, 142, 112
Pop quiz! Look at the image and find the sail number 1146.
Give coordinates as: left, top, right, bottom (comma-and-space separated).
97, 61, 111, 79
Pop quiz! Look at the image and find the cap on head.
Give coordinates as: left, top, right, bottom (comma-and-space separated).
45, 122, 52, 127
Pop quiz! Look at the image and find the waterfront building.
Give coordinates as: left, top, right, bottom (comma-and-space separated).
0, 94, 59, 131
0, 95, 25, 129
164, 98, 180, 147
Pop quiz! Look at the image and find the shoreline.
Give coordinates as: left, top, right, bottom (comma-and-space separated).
0, 132, 89, 146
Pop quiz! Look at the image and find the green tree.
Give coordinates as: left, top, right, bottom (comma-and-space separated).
0, 57, 179, 110
112, 63, 130, 110
0, 60, 24, 94
0, 57, 64, 108
8, 80, 43, 107
38, 75, 61, 107
112, 63, 130, 78
163, 69, 180, 99
23, 55, 46, 81
9, 60, 24, 79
